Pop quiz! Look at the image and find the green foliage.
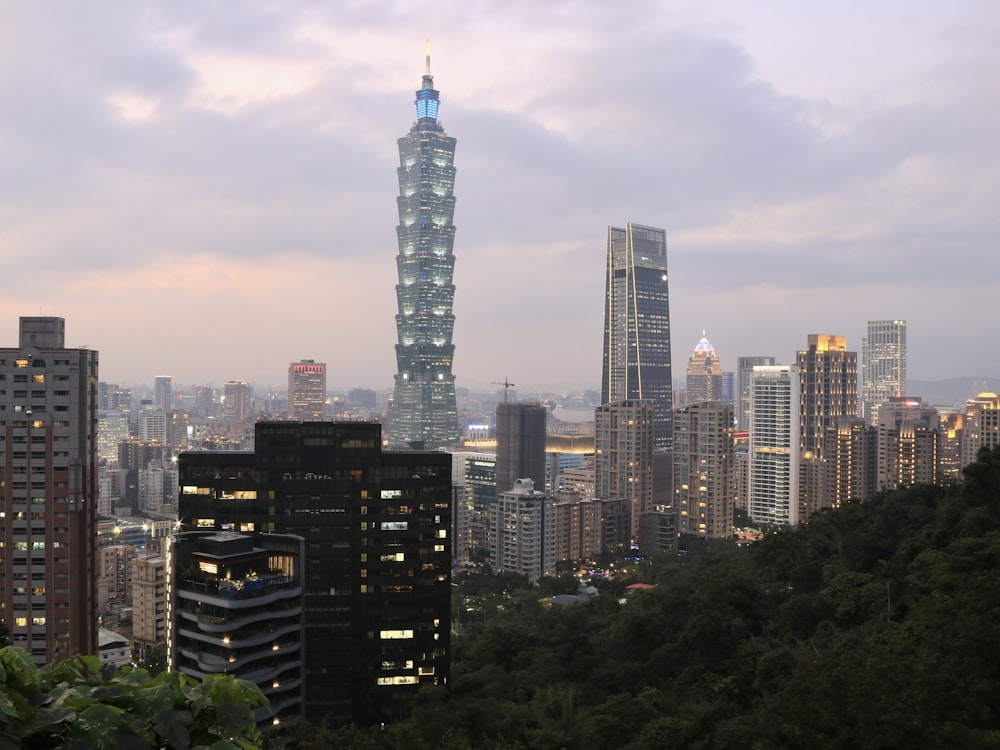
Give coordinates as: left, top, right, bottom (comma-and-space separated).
391, 443, 1000, 749
0, 648, 268, 749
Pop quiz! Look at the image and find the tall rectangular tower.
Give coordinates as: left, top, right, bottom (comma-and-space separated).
862, 320, 907, 425
749, 365, 800, 527
595, 400, 654, 542
154, 375, 172, 411
288, 359, 327, 420
602, 224, 672, 450
390, 47, 459, 448
673, 401, 735, 539
223, 380, 250, 422
495, 401, 547, 496
0, 317, 99, 664
796, 335, 857, 519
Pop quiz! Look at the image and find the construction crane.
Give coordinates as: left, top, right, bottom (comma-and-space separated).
491, 378, 515, 403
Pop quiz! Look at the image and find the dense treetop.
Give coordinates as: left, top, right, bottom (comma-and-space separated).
368, 443, 1000, 749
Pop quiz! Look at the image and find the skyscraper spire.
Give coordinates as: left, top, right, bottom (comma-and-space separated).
416, 40, 439, 122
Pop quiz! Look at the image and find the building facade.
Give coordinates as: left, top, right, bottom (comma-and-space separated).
493, 478, 555, 583
961, 392, 1000, 469
749, 365, 801, 527
176, 421, 451, 725
0, 317, 99, 664
737, 356, 775, 432
595, 400, 654, 543
288, 360, 326, 421
495, 401, 547, 497
862, 320, 907, 425
132, 554, 167, 664
390, 49, 460, 448
797, 334, 858, 519
169, 531, 306, 729
154, 375, 172, 411
223, 381, 251, 422
876, 397, 940, 492
685, 333, 723, 406
602, 223, 673, 450
673, 401, 735, 539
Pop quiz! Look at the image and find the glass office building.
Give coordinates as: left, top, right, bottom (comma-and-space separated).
602, 224, 673, 450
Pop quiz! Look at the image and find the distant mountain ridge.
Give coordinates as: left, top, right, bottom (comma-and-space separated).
908, 377, 1000, 407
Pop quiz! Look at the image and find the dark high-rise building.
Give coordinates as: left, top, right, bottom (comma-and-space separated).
390, 47, 459, 448
176, 421, 451, 725
495, 401, 547, 496
0, 317, 99, 664
601, 224, 673, 450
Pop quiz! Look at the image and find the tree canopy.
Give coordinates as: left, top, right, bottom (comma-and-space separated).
377, 442, 1000, 749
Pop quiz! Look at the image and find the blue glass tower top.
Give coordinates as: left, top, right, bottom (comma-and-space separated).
415, 43, 440, 122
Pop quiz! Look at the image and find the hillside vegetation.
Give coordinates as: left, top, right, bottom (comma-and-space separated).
381, 444, 1000, 750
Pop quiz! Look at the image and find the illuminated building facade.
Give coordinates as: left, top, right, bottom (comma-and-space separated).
797, 334, 857, 519
961, 392, 1000, 469
390, 48, 459, 448
169, 532, 306, 729
602, 223, 673, 450
673, 401, 734, 539
876, 397, 939, 491
0, 317, 99, 664
862, 320, 907, 425
749, 365, 801, 527
685, 332, 723, 405
287, 360, 326, 420
595, 399, 654, 541
493, 478, 554, 583
176, 421, 451, 725
223, 381, 250, 422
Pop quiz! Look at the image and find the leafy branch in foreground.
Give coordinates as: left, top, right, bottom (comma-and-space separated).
0, 646, 267, 749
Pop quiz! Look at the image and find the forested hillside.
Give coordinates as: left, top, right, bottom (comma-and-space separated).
283, 444, 1000, 750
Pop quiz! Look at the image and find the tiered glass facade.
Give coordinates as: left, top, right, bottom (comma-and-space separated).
602, 224, 673, 450
390, 52, 459, 447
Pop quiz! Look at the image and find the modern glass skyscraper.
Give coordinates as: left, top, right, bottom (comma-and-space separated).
862, 320, 907, 426
601, 223, 673, 450
390, 47, 459, 447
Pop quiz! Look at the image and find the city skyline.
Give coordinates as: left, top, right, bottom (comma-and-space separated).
1, 3, 998, 389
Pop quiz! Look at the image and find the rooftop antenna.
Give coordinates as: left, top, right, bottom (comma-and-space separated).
492, 378, 515, 404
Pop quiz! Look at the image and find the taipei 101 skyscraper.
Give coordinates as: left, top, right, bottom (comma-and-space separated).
390, 44, 460, 447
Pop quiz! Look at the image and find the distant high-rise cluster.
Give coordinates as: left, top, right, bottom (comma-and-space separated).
390, 48, 459, 448
862, 320, 907, 425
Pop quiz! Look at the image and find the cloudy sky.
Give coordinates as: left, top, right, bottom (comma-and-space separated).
1, 1, 997, 394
